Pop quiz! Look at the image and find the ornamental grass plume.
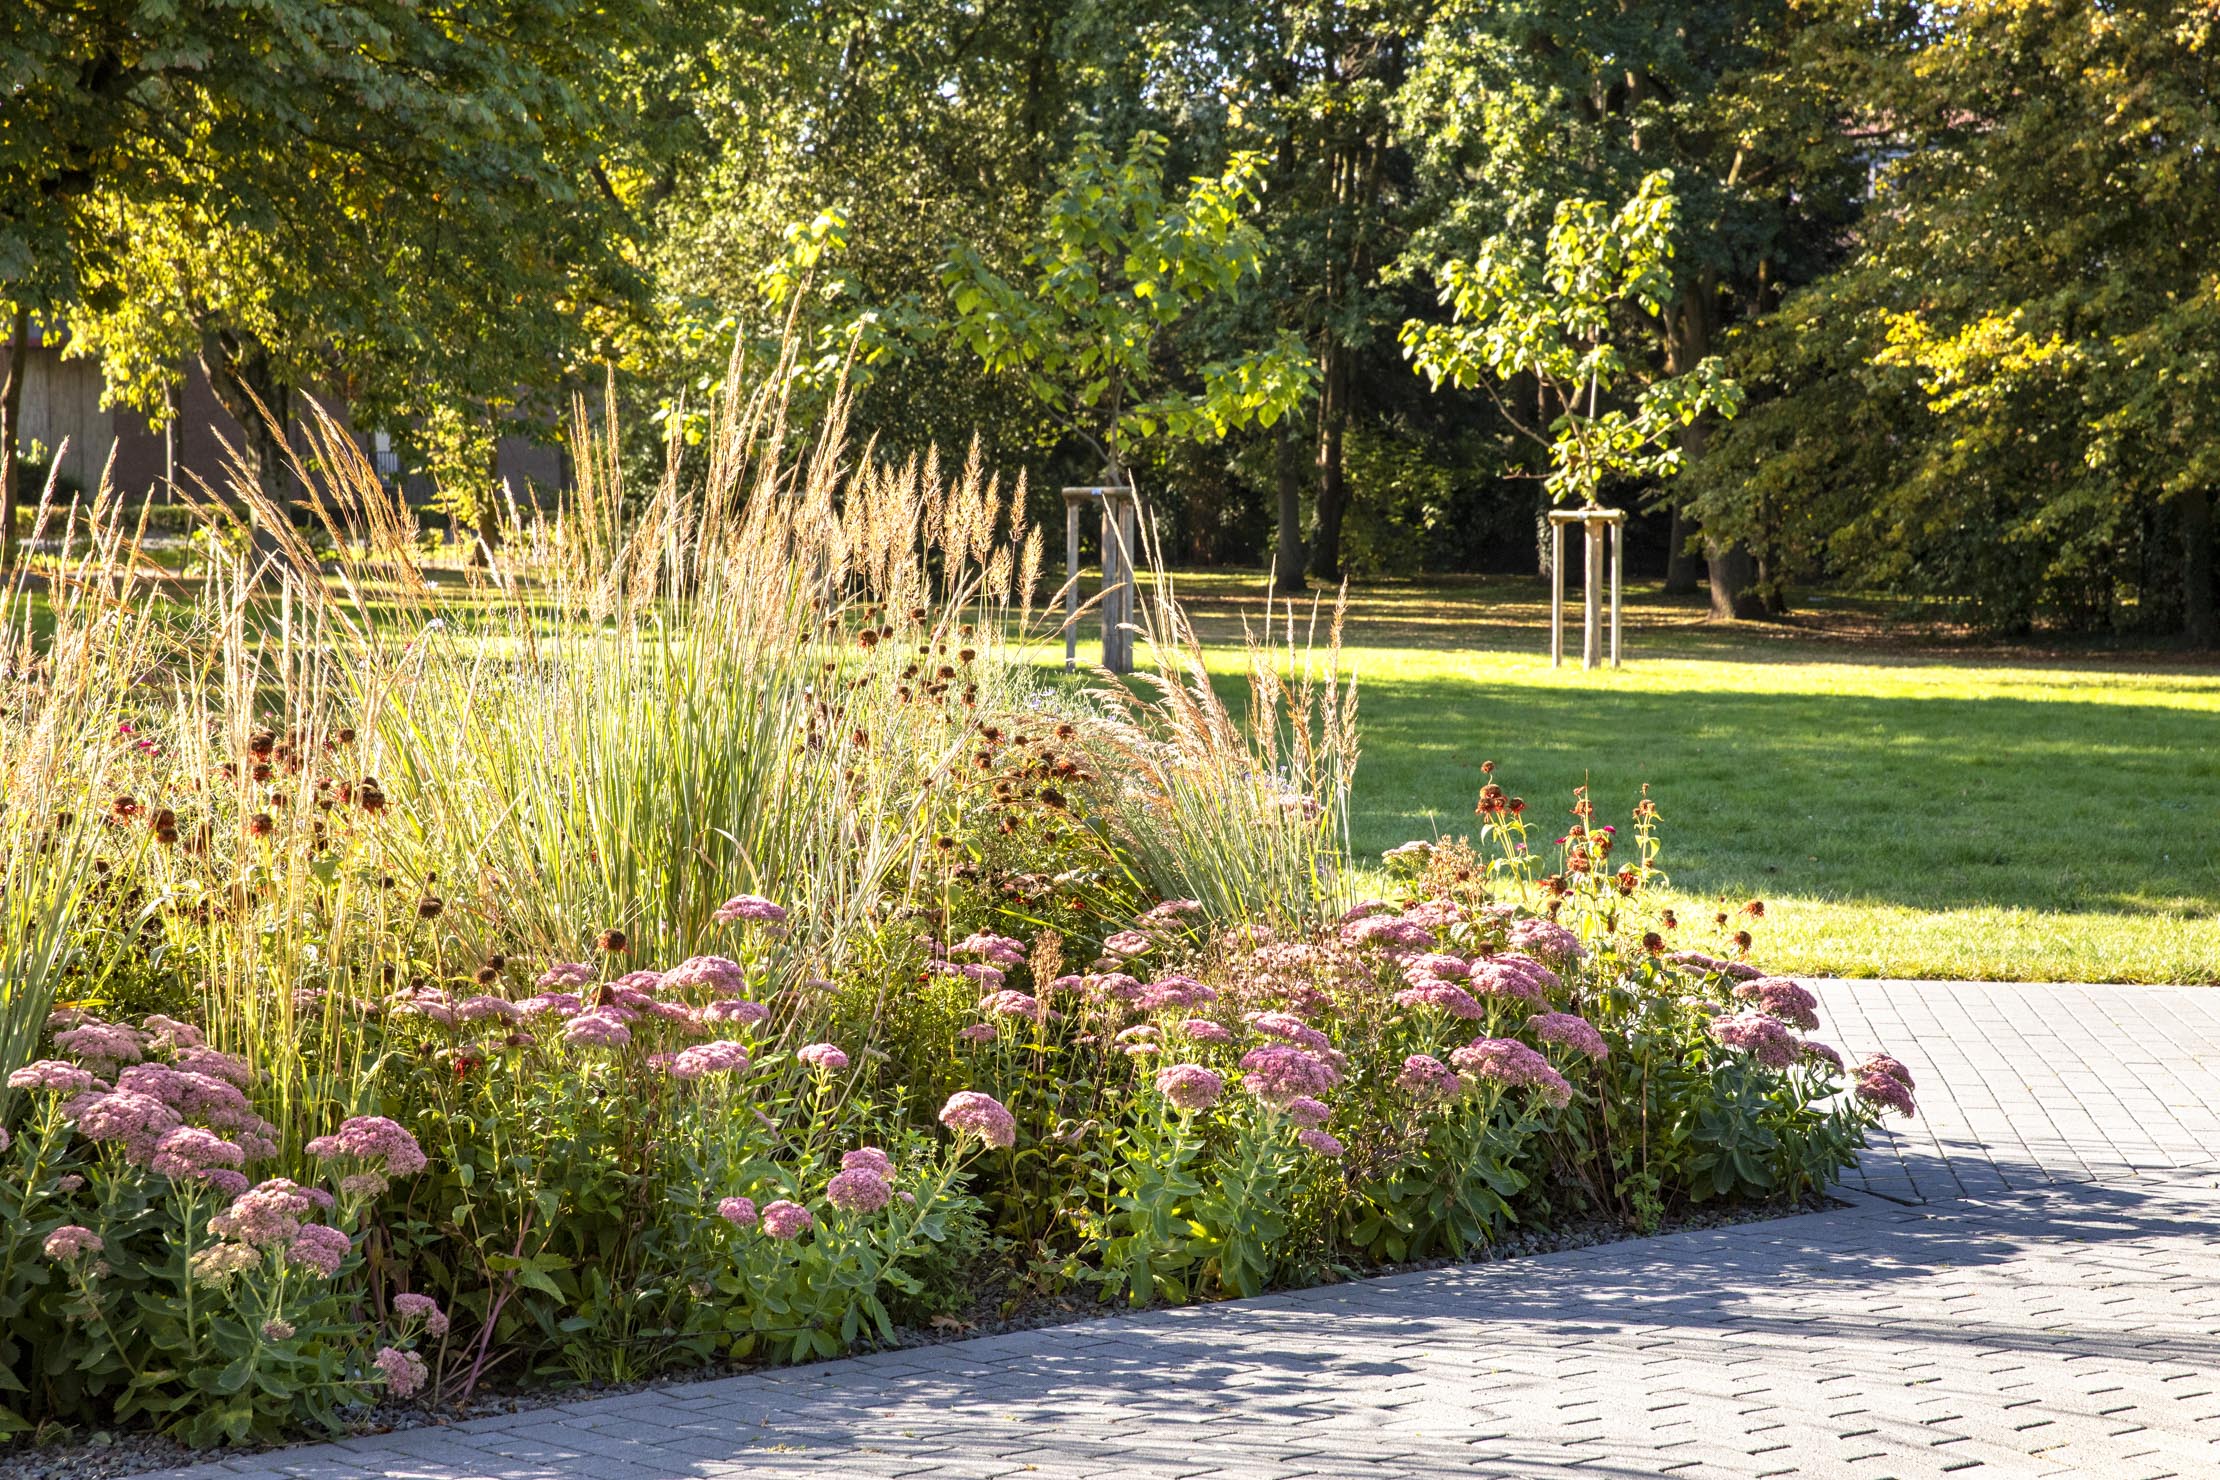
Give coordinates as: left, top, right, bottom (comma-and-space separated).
1154, 1063, 1224, 1112
1527, 1012, 1609, 1062
938, 1090, 1017, 1148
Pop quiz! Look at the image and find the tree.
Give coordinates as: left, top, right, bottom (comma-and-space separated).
1394, 0, 1862, 610
938, 130, 1314, 492
10, 0, 679, 522
1690, 0, 2220, 640
1402, 173, 1743, 515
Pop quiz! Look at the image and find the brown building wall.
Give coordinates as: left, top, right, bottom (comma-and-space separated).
5, 327, 568, 506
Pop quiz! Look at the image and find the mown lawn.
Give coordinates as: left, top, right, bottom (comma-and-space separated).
1156, 571, 2220, 985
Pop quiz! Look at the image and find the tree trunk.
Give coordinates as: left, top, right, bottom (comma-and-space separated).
2183, 487, 2217, 647
1271, 417, 1306, 594
199, 328, 295, 518
1308, 337, 1350, 581
0, 308, 26, 569
1663, 503, 1700, 594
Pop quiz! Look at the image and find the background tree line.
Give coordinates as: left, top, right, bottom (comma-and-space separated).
4, 0, 2215, 637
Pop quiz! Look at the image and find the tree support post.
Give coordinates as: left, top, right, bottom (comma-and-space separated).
1063, 483, 1140, 674
1547, 505, 1627, 671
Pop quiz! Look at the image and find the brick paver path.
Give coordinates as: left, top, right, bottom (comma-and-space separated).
148, 982, 2220, 1480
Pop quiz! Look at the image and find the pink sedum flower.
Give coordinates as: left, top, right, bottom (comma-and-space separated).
957, 1022, 998, 1043
373, 1346, 428, 1398
562, 1010, 632, 1049
759, 1199, 813, 1239
1177, 1018, 1233, 1045
1855, 1070, 1917, 1119
670, 1040, 750, 1081
1527, 1012, 1609, 1062
1245, 1011, 1331, 1053
826, 1167, 893, 1214
1734, 977, 1821, 1031
287, 1223, 353, 1277
306, 1116, 428, 1177
842, 1146, 896, 1177
1859, 1053, 1916, 1091
1709, 1011, 1799, 1070
700, 998, 770, 1029
665, 955, 749, 996
393, 1293, 449, 1337
712, 894, 788, 927
1297, 1127, 1344, 1159
536, 961, 596, 991
1508, 917, 1585, 963
1395, 1053, 1463, 1102
1238, 1044, 1343, 1107
717, 1196, 758, 1228
8, 1060, 101, 1094
938, 1090, 1017, 1149
43, 1226, 103, 1260
797, 1042, 849, 1072
952, 932, 1028, 967
1450, 1038, 1574, 1108
1281, 1096, 1331, 1129
1154, 1063, 1224, 1113
1394, 979, 1486, 1019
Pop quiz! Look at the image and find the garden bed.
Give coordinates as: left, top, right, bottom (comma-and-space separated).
0, 400, 1918, 1459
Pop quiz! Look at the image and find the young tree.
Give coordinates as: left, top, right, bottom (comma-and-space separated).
938, 130, 1315, 496
1401, 172, 1743, 514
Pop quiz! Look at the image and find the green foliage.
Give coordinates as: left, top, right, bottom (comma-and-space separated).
939, 130, 1315, 479
1403, 173, 1744, 507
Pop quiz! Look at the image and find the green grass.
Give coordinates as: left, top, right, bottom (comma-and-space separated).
1154, 571, 2220, 984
